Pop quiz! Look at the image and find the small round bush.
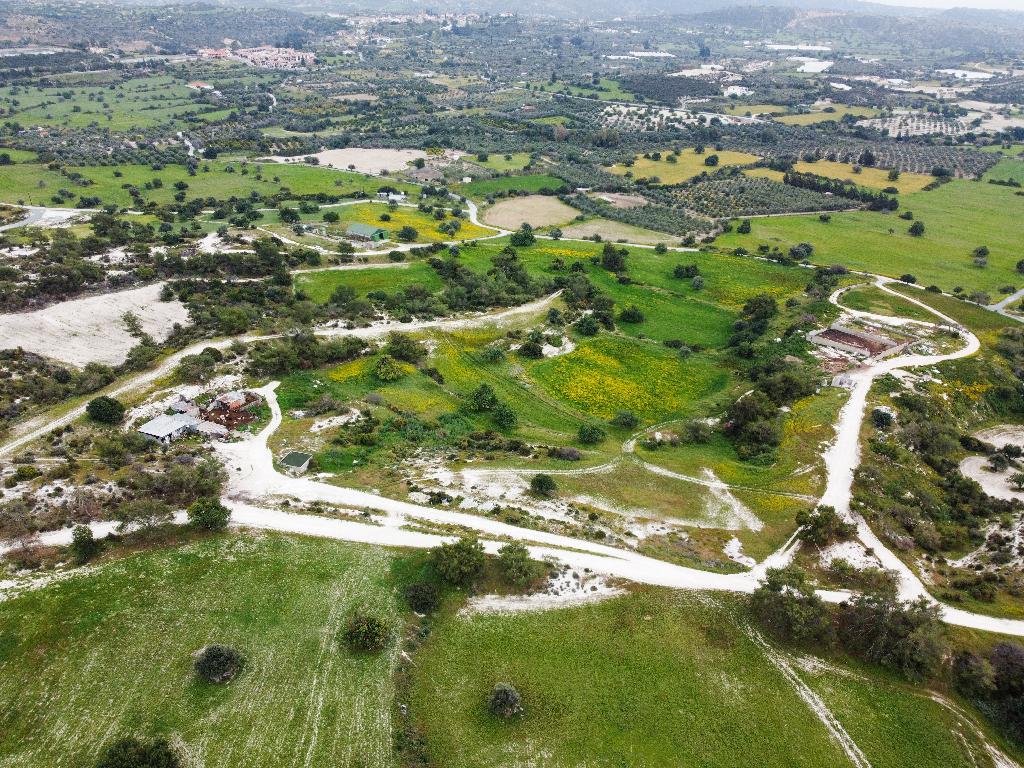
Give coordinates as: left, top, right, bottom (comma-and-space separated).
194, 644, 243, 684
95, 736, 180, 768
341, 611, 391, 653
187, 497, 230, 531
488, 682, 524, 719
86, 396, 125, 425
404, 582, 440, 613
530, 473, 557, 497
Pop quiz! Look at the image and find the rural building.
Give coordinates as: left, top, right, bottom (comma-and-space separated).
213, 391, 249, 411
376, 191, 406, 202
195, 421, 229, 439
137, 414, 200, 444
345, 223, 389, 242
281, 451, 312, 475
169, 396, 200, 417
809, 324, 903, 359
409, 167, 443, 182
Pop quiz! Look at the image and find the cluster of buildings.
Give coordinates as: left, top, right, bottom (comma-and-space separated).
198, 46, 315, 70
137, 391, 261, 444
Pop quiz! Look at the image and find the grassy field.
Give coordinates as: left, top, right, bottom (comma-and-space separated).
410, 588, 1014, 768
0, 160, 413, 209
558, 218, 676, 244
304, 202, 493, 244
983, 158, 1024, 184
608, 148, 761, 184
293, 262, 443, 303
792, 160, 934, 194
715, 178, 1024, 297
0, 534, 407, 768
469, 152, 532, 172
838, 285, 939, 322
775, 105, 880, 125
460, 174, 565, 199
718, 103, 789, 117
533, 77, 635, 101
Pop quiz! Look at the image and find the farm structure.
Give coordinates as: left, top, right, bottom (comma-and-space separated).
809, 324, 905, 358
345, 223, 389, 242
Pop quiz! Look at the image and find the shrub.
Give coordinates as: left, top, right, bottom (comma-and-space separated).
86, 396, 125, 424
373, 354, 405, 382
95, 736, 180, 768
431, 536, 486, 586
578, 424, 606, 445
341, 612, 391, 653
795, 505, 856, 548
618, 305, 645, 323
497, 542, 536, 587
404, 582, 440, 613
574, 315, 599, 336
750, 566, 833, 644
530, 473, 557, 497
836, 594, 946, 681
187, 497, 230, 531
908, 221, 925, 237
194, 644, 243, 684
488, 682, 524, 718
610, 411, 639, 429
69, 525, 101, 565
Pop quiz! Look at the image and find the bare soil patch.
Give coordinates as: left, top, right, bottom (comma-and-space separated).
483, 195, 578, 229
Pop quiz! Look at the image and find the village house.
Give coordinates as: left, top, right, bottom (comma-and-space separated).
345, 223, 389, 242
376, 191, 407, 203
137, 414, 201, 444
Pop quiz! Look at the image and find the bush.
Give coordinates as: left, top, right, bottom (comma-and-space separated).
194, 644, 243, 683
750, 566, 833, 644
578, 424, 606, 445
618, 305, 645, 323
96, 736, 180, 768
404, 581, 440, 613
795, 505, 856, 548
497, 541, 536, 587
86, 396, 125, 424
610, 410, 639, 429
574, 315, 599, 336
373, 354, 405, 382
69, 525, 101, 565
341, 612, 391, 653
530, 473, 557, 497
431, 536, 486, 586
187, 497, 230, 531
488, 682, 524, 718
836, 594, 945, 681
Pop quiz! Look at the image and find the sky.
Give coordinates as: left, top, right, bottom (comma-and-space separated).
868, 0, 1024, 8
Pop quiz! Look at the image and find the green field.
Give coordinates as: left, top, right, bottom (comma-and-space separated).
294, 262, 443, 303
793, 160, 934, 194
459, 174, 566, 198
533, 77, 635, 101
410, 588, 1015, 768
715, 176, 1024, 298
0, 534, 406, 768
838, 285, 938, 322
470, 152, 532, 172
297, 201, 494, 244
775, 105, 880, 125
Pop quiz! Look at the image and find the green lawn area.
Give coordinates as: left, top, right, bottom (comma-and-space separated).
459, 174, 566, 198
410, 588, 1012, 768
0, 534, 407, 768
715, 179, 1024, 298
0, 160, 412, 209
718, 102, 789, 117
793, 160, 934, 194
608, 148, 761, 185
293, 262, 443, 303
983, 157, 1024, 185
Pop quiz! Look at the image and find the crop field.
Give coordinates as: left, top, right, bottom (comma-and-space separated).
410, 588, 1014, 768
468, 152, 532, 172
715, 177, 1024, 297
459, 174, 566, 199
482, 195, 579, 229
718, 103, 789, 117
0, 534, 407, 768
792, 160, 934, 194
607, 148, 761, 184
0, 160, 412, 208
531, 77, 635, 101
558, 218, 675, 243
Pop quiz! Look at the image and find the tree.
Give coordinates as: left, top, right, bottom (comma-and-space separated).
188, 497, 230, 531
509, 223, 536, 247
341, 612, 391, 653
578, 424, 606, 444
279, 206, 300, 224
382, 332, 426, 363
704, 154, 720, 167
909, 221, 925, 237
194, 644, 243, 683
871, 408, 894, 429
431, 537, 486, 586
396, 225, 418, 242
610, 411, 639, 429
497, 542, 536, 586
600, 243, 627, 273
404, 582, 440, 613
654, 242, 668, 253
488, 682, 524, 718
86, 396, 125, 424
1010, 472, 1024, 491
492, 401, 518, 430
953, 650, 996, 698
750, 567, 833, 644
737, 219, 751, 234
69, 525, 101, 565
837, 594, 946, 681
530, 473, 557, 497
574, 315, 599, 336
95, 736, 180, 768
795, 505, 856, 548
